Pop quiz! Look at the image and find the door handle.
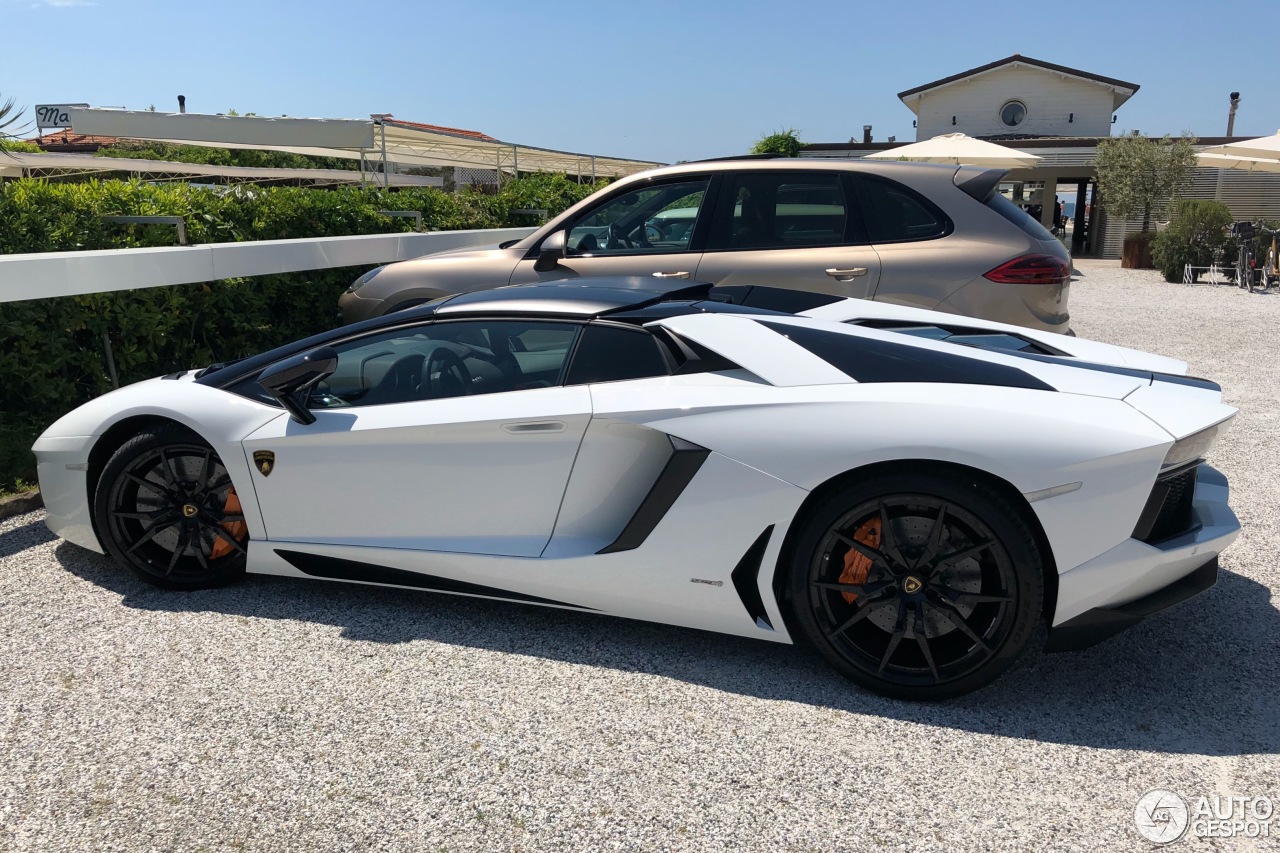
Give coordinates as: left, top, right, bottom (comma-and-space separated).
652, 271, 691, 279
502, 421, 566, 434
826, 267, 869, 280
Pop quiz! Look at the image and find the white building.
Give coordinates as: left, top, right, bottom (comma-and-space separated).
804, 55, 1280, 259
899, 54, 1138, 141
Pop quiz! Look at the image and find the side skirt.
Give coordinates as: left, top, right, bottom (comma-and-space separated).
274, 549, 596, 611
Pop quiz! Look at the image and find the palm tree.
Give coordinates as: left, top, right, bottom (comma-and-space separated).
0, 95, 30, 156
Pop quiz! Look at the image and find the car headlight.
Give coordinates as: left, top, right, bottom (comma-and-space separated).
346, 265, 385, 294
1163, 418, 1232, 470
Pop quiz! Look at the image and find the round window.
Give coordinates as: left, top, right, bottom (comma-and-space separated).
1000, 100, 1027, 128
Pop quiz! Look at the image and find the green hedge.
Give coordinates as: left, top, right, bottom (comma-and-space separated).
0, 173, 605, 490
1150, 200, 1234, 282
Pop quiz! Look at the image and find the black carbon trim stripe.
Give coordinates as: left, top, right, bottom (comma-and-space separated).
757, 320, 1056, 391
730, 526, 775, 630
275, 549, 595, 610
596, 436, 710, 555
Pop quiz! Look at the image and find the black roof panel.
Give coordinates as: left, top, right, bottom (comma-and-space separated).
432, 277, 714, 317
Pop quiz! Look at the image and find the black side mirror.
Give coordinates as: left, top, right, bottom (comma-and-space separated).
258, 346, 339, 425
534, 230, 566, 272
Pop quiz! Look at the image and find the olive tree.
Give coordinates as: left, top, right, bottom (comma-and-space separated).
1094, 131, 1198, 232
751, 128, 803, 157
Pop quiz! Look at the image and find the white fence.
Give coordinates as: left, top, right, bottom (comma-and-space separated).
0, 227, 537, 304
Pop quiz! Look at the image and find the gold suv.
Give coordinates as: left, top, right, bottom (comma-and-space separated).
339, 158, 1071, 332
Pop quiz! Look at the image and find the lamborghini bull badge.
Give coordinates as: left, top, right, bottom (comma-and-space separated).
253, 450, 275, 477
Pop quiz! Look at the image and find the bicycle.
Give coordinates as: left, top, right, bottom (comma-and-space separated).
1258, 225, 1279, 289
1229, 221, 1259, 291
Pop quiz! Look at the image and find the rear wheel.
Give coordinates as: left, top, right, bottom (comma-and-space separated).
93, 424, 248, 590
787, 472, 1043, 700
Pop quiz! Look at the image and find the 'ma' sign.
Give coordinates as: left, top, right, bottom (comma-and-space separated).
34, 104, 89, 131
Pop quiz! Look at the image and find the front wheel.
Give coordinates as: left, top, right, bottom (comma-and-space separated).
787, 472, 1044, 700
93, 424, 249, 590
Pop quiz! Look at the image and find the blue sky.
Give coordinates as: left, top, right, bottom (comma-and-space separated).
5, 0, 1278, 164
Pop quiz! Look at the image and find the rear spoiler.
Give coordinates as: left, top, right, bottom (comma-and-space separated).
953, 166, 1008, 202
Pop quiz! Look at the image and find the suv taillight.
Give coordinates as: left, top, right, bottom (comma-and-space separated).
983, 254, 1071, 285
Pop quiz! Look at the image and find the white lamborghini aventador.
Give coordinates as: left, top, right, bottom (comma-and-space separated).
33, 279, 1239, 700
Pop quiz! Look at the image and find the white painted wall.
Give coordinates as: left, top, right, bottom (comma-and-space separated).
0, 227, 535, 303
912, 65, 1117, 140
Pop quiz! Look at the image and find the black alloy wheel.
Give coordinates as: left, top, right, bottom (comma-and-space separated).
788, 472, 1043, 700
94, 424, 248, 590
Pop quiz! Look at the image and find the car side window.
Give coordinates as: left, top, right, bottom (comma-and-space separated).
564, 324, 670, 385
305, 319, 582, 409
566, 179, 711, 257
853, 175, 952, 243
707, 172, 866, 251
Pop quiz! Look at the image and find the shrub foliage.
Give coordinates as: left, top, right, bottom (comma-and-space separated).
1150, 200, 1235, 282
0, 175, 604, 489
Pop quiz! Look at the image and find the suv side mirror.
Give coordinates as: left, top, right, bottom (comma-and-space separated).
258, 346, 339, 425
534, 230, 566, 272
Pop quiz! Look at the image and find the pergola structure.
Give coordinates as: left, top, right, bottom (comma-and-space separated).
67, 108, 663, 185
0, 150, 442, 187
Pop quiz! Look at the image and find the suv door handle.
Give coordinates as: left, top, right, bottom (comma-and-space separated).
652, 271, 691, 279
826, 267, 869, 280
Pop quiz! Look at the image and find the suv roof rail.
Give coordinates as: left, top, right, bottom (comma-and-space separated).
688, 153, 788, 163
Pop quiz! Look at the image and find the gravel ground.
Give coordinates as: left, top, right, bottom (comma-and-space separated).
2, 262, 1277, 852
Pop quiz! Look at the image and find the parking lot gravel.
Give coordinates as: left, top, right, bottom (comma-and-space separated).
2, 261, 1277, 852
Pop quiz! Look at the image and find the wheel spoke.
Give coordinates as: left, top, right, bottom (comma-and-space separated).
927, 598, 992, 653
876, 602, 908, 674
159, 448, 180, 492
110, 508, 169, 522
165, 529, 190, 576
913, 605, 941, 682
929, 539, 993, 575
209, 525, 247, 555
949, 591, 1012, 604
825, 597, 896, 639
124, 515, 180, 554
192, 528, 211, 571
814, 579, 894, 598
196, 449, 213, 495
832, 532, 892, 570
123, 471, 177, 502
917, 503, 949, 567
877, 501, 906, 564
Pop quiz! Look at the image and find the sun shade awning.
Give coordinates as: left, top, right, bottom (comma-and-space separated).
68, 108, 663, 178
865, 133, 1041, 168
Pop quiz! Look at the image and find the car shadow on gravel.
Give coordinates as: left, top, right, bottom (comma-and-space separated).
53, 540, 1280, 758
0, 517, 56, 559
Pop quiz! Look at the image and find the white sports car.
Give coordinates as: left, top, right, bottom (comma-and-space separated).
34, 279, 1239, 700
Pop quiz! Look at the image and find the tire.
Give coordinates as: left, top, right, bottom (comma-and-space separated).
93, 423, 248, 590
786, 471, 1044, 701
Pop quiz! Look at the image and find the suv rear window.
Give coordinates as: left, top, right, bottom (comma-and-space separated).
854, 176, 951, 243
985, 192, 1057, 241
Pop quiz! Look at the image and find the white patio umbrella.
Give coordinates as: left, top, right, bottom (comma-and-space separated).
864, 133, 1041, 168
1196, 152, 1280, 173
1197, 129, 1280, 161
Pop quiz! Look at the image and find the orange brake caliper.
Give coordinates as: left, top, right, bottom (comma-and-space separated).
210, 486, 248, 559
838, 517, 881, 604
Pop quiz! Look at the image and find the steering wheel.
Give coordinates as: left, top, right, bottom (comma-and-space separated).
424, 348, 472, 398
605, 222, 635, 250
